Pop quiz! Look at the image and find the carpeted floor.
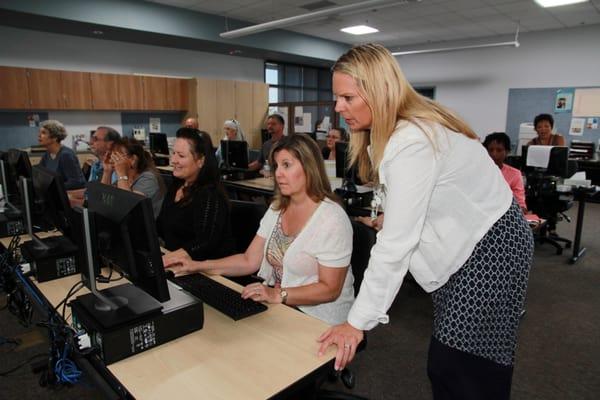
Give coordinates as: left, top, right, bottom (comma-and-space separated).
1, 202, 599, 399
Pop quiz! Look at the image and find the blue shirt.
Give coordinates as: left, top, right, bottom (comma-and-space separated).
39, 146, 86, 190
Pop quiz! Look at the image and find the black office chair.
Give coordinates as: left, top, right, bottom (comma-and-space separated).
227, 200, 268, 286
525, 172, 573, 255
316, 220, 376, 400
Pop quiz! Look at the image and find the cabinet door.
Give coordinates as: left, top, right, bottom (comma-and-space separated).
90, 72, 120, 110
251, 82, 269, 149
165, 78, 189, 110
216, 80, 235, 139
234, 81, 253, 143
61, 71, 92, 109
27, 68, 62, 109
0, 66, 30, 109
117, 75, 144, 110
195, 77, 218, 141
143, 76, 166, 110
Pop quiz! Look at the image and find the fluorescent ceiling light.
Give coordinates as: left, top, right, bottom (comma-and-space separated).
534, 0, 588, 7
340, 25, 379, 35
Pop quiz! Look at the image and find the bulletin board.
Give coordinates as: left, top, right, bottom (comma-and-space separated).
505, 86, 600, 149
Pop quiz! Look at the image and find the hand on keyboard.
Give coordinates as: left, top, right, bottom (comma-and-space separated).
241, 282, 280, 304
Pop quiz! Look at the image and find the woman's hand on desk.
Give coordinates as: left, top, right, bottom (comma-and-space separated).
317, 322, 364, 371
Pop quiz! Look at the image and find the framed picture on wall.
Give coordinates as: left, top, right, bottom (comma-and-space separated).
554, 89, 574, 113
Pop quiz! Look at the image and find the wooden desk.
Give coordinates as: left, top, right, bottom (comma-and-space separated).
14, 265, 336, 399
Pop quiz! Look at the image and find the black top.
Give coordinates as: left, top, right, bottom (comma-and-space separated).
156, 183, 235, 260
39, 146, 86, 190
322, 147, 331, 160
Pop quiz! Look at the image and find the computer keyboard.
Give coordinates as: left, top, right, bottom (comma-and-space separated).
168, 273, 267, 321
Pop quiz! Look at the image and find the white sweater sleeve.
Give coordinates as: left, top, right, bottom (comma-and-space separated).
347, 134, 438, 330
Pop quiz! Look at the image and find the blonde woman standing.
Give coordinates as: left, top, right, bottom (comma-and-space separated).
317, 44, 533, 400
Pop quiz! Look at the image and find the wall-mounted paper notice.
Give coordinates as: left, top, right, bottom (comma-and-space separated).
569, 118, 585, 136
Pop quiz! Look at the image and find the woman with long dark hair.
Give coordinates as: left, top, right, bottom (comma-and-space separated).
158, 128, 234, 261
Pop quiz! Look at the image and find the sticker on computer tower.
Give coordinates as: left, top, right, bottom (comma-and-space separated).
129, 321, 157, 353
56, 256, 77, 276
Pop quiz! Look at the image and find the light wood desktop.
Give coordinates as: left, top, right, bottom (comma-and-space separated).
2, 234, 337, 399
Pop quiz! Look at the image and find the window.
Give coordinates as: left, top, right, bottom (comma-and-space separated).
265, 62, 332, 104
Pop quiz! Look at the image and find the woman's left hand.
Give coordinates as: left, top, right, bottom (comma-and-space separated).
111, 151, 129, 177
317, 322, 364, 371
241, 283, 279, 303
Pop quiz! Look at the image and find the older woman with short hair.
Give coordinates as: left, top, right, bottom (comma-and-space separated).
38, 120, 86, 190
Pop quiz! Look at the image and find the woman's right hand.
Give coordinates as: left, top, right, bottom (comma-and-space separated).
162, 251, 198, 276
102, 151, 114, 172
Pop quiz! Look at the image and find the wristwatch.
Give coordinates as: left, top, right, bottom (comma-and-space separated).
118, 175, 129, 181
279, 288, 288, 304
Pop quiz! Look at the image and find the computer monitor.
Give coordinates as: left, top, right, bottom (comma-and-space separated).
86, 181, 170, 303
31, 165, 73, 236
1, 149, 32, 209
149, 132, 169, 155
220, 140, 249, 169
335, 141, 357, 192
521, 145, 570, 178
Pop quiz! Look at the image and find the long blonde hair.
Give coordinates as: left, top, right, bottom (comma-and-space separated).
332, 43, 478, 183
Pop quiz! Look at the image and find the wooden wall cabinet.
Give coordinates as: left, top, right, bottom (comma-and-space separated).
0, 64, 191, 112
191, 77, 268, 148
60, 71, 92, 109
0, 67, 30, 109
27, 68, 62, 109
90, 72, 119, 110
143, 76, 166, 110
117, 75, 144, 110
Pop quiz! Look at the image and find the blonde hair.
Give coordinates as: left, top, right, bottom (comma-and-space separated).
332, 43, 477, 182
269, 134, 338, 211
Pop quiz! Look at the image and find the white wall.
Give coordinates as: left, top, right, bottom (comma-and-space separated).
399, 24, 600, 137
0, 26, 264, 81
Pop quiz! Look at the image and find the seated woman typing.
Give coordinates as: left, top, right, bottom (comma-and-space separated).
104, 137, 166, 219
157, 128, 235, 260
483, 132, 527, 212
163, 134, 355, 325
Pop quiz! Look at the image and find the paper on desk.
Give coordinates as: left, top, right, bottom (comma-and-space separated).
569, 171, 587, 180
526, 146, 552, 168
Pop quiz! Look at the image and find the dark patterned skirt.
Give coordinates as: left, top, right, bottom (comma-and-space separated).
431, 200, 534, 366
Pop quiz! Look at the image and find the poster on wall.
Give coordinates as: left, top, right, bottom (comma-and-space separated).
569, 118, 585, 136
586, 117, 599, 130
554, 89, 574, 113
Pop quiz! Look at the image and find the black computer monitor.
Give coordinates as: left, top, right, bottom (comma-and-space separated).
521, 145, 570, 178
1, 149, 32, 208
220, 140, 249, 169
149, 133, 169, 155
86, 182, 170, 303
31, 165, 73, 235
335, 141, 358, 192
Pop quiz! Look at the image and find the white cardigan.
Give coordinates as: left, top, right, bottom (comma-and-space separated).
256, 198, 355, 325
348, 120, 513, 331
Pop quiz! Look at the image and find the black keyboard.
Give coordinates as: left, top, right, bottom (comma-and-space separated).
168, 273, 267, 321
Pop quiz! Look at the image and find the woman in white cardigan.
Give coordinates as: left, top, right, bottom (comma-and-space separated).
317, 44, 534, 400
163, 134, 354, 326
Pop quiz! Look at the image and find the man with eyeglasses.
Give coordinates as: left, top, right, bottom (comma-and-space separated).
88, 126, 121, 182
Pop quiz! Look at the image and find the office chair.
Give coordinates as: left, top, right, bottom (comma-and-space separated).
316, 220, 376, 400
525, 172, 573, 255
227, 200, 268, 286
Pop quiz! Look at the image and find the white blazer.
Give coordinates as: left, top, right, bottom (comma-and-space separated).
348, 120, 513, 331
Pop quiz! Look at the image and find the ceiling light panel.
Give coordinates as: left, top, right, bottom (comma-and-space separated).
340, 25, 379, 35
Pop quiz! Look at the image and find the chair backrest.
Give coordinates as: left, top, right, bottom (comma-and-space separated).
350, 220, 377, 293
230, 200, 268, 253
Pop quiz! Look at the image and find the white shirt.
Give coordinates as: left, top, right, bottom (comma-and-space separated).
347, 120, 513, 331
256, 198, 355, 325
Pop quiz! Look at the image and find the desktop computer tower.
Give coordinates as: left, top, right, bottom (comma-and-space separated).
0, 212, 26, 237
70, 282, 203, 365
20, 236, 79, 282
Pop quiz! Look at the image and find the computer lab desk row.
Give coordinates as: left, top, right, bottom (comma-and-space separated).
1, 234, 336, 400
